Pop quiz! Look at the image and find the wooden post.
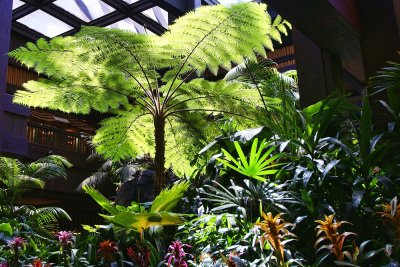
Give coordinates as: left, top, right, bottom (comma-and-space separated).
0, 0, 13, 154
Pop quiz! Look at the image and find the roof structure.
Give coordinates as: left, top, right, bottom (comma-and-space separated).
11, 0, 256, 41
11, 0, 192, 40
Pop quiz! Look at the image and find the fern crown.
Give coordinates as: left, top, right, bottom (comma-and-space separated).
9, 3, 290, 175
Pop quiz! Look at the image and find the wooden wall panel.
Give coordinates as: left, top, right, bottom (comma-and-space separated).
6, 64, 38, 88
267, 45, 296, 71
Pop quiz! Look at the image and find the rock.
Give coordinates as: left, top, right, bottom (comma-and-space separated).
114, 170, 155, 206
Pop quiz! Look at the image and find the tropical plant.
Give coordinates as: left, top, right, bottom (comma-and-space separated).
126, 242, 151, 267
164, 240, 192, 267
8, 236, 26, 267
376, 196, 400, 244
0, 155, 72, 239
9, 3, 290, 194
217, 138, 285, 182
82, 181, 190, 239
176, 213, 249, 260
0, 155, 71, 205
315, 214, 355, 265
225, 58, 299, 109
333, 240, 384, 267
255, 212, 296, 266
201, 179, 296, 222
55, 231, 74, 267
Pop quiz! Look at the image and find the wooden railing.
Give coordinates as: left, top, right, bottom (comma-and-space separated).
27, 122, 92, 154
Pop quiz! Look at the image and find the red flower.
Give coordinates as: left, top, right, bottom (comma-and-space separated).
31, 259, 52, 267
97, 240, 119, 262
127, 243, 150, 267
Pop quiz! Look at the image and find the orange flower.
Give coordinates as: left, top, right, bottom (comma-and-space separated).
255, 212, 295, 264
315, 214, 355, 260
376, 197, 400, 243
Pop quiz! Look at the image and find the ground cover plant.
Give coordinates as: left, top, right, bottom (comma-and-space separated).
0, 1, 399, 266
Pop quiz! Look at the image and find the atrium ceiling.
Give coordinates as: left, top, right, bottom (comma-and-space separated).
11, 0, 198, 39
11, 0, 255, 40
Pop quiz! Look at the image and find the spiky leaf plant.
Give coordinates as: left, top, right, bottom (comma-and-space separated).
217, 138, 285, 181
315, 214, 356, 264
255, 212, 296, 266
9, 3, 288, 194
377, 196, 400, 244
83, 181, 189, 239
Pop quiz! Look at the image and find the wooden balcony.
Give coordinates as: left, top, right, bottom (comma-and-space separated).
27, 121, 92, 155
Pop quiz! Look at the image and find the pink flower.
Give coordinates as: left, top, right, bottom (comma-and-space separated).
164, 241, 192, 267
0, 262, 8, 267
8, 236, 25, 250
55, 231, 74, 245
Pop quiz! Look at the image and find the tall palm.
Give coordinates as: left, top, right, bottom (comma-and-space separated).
10, 3, 290, 194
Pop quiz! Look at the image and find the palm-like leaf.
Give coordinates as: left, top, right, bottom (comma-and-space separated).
21, 206, 72, 237
101, 211, 183, 233
218, 138, 285, 181
369, 61, 400, 94
0, 156, 71, 204
202, 179, 296, 222
225, 59, 298, 108
82, 185, 118, 215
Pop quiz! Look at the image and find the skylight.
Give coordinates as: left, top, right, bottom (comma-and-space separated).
12, 0, 25, 9
122, 0, 140, 4
142, 6, 168, 28
54, 0, 115, 22
218, 0, 252, 6
107, 18, 155, 35
107, 18, 139, 33
17, 10, 74, 37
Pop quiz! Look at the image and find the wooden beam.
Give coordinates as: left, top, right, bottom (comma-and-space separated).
12, 21, 47, 40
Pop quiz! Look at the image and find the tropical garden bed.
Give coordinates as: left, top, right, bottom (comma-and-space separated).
1, 2, 400, 266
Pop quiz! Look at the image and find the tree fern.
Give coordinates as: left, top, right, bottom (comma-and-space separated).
10, 3, 288, 194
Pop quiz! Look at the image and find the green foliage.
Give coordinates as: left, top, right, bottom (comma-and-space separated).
0, 223, 12, 236
151, 181, 190, 212
81, 185, 119, 215
0, 155, 71, 205
217, 138, 284, 181
83, 181, 189, 234
225, 58, 299, 109
9, 3, 287, 187
201, 179, 296, 221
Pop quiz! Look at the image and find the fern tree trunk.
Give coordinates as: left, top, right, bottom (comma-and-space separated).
154, 115, 166, 195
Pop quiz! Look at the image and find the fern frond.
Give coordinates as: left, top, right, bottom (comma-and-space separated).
93, 107, 154, 161
163, 2, 272, 77
9, 37, 94, 79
